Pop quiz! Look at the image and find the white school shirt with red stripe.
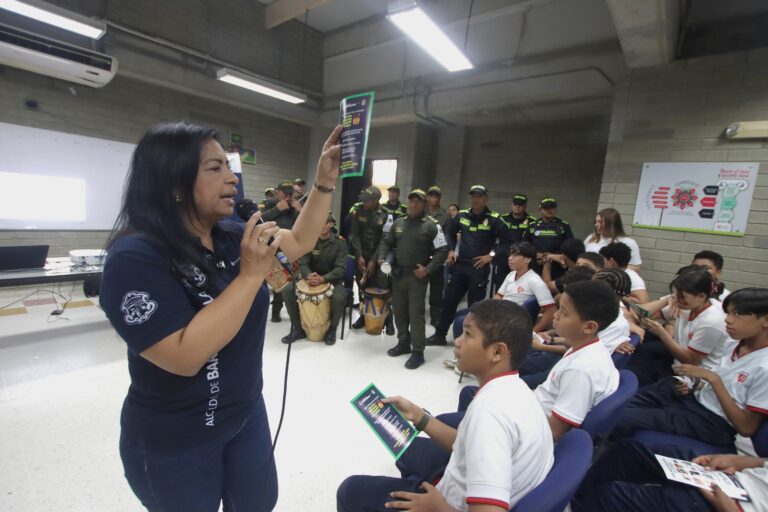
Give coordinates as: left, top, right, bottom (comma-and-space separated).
534, 339, 620, 427
695, 340, 768, 424
599, 303, 631, 353
625, 268, 646, 292
662, 300, 730, 370
497, 269, 555, 308
437, 372, 554, 512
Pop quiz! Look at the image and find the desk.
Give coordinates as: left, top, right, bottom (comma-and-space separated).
0, 257, 103, 288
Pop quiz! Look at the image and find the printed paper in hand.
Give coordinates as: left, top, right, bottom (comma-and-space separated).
655, 454, 750, 501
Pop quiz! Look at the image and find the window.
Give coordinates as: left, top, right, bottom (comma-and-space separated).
371, 159, 397, 202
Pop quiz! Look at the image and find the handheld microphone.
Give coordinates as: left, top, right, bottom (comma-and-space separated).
235, 199, 293, 274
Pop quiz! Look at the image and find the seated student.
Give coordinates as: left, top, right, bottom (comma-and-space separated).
572, 439, 768, 512
584, 208, 642, 270
495, 241, 556, 332
600, 242, 649, 303
549, 266, 596, 299
613, 287, 768, 446
693, 249, 731, 302
575, 251, 605, 272
521, 269, 634, 388
460, 281, 620, 440
626, 266, 729, 387
520, 270, 596, 388
542, 238, 585, 286
336, 300, 554, 512
532, 280, 621, 441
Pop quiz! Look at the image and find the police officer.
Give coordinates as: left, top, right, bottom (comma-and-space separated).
264, 187, 276, 200
281, 212, 347, 345
524, 196, 574, 280
426, 184, 509, 346
382, 185, 408, 219
494, 193, 537, 289
260, 181, 301, 322
378, 189, 448, 369
293, 178, 307, 205
426, 185, 451, 326
349, 186, 394, 335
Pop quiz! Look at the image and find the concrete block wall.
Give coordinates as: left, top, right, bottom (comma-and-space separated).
460, 118, 610, 238
600, 49, 768, 296
0, 68, 311, 255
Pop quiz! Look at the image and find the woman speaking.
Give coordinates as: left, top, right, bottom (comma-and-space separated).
99, 122, 341, 511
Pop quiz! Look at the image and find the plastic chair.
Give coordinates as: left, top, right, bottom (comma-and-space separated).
339, 255, 356, 340
510, 429, 593, 512
612, 333, 641, 369
633, 418, 768, 458
521, 297, 540, 323
581, 370, 638, 449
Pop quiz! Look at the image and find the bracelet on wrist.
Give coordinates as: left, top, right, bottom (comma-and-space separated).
314, 181, 335, 193
414, 409, 432, 431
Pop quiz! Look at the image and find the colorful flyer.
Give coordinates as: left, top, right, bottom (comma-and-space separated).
655, 455, 750, 501
350, 383, 418, 460
339, 91, 375, 179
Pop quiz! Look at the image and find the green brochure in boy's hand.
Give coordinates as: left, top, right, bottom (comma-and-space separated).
350, 383, 418, 461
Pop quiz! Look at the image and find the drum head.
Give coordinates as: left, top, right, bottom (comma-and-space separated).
297, 279, 331, 295
364, 287, 390, 297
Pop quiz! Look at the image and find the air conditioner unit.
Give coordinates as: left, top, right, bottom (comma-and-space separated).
0, 22, 117, 87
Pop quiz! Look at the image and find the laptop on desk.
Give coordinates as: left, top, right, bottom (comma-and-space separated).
0, 245, 50, 271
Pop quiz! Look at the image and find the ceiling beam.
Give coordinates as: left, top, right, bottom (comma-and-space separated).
265, 0, 333, 29
605, 0, 681, 68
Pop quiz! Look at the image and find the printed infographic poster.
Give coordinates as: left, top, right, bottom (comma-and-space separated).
350, 383, 418, 461
339, 91, 375, 178
632, 162, 759, 236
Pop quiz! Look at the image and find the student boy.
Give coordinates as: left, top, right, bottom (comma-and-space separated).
495, 241, 556, 332
600, 242, 649, 303
693, 249, 731, 301
613, 287, 768, 446
337, 300, 554, 512
532, 279, 620, 441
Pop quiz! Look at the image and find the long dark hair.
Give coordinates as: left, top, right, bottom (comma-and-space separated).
671, 266, 724, 300
107, 121, 220, 283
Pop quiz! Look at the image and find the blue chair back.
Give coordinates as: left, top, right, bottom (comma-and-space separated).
521, 297, 540, 322
581, 370, 638, 440
752, 419, 768, 457
612, 333, 641, 370
343, 255, 356, 287
511, 429, 592, 512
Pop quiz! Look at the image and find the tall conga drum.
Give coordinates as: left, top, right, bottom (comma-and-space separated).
362, 287, 390, 335
296, 279, 333, 342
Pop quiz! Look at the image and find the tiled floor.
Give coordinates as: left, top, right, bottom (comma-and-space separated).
0, 303, 467, 511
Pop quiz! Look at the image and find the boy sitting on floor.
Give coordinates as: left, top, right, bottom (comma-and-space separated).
337, 300, 553, 512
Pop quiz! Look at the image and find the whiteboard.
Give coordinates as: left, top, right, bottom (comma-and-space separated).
632, 162, 759, 237
0, 122, 135, 230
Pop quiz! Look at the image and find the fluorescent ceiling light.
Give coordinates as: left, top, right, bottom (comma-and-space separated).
216, 68, 307, 104
387, 1, 473, 72
725, 121, 768, 139
0, 0, 106, 39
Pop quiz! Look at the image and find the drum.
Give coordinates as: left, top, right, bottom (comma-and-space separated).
265, 257, 298, 293
296, 279, 333, 342
362, 287, 390, 335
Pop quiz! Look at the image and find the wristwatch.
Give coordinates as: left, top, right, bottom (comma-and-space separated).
414, 409, 432, 431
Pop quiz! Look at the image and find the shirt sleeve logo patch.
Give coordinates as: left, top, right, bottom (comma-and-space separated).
121, 291, 158, 325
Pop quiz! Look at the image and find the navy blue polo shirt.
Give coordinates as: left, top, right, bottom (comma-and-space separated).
100, 220, 270, 451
